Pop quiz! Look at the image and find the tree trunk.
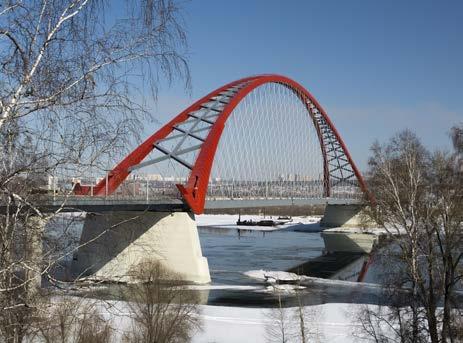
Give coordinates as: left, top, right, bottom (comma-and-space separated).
24, 216, 46, 300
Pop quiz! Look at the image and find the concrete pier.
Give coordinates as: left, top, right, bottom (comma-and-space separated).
73, 211, 210, 284
321, 230, 378, 253
320, 204, 380, 254
320, 203, 375, 228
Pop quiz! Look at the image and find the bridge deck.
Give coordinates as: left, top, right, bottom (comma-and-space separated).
205, 198, 361, 209
0, 196, 361, 214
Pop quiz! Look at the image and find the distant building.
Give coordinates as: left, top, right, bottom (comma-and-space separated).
130, 173, 163, 181
161, 176, 187, 182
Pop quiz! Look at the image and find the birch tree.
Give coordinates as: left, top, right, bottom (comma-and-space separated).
0, 1, 190, 341
359, 129, 463, 343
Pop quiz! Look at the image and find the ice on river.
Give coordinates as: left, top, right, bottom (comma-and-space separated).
196, 214, 323, 232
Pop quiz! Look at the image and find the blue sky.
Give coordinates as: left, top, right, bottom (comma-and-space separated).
145, 0, 462, 171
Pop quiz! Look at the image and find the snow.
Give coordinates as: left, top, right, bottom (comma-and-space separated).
185, 284, 262, 291
244, 269, 384, 290
244, 269, 303, 283
264, 284, 306, 292
194, 303, 365, 343
194, 305, 268, 343
49, 273, 389, 343
324, 226, 388, 235
196, 214, 323, 232
78, 298, 369, 343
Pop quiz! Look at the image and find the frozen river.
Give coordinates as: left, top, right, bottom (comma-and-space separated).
193, 215, 386, 307
198, 226, 325, 285
50, 213, 389, 307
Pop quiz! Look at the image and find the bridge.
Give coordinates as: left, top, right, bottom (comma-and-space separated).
66, 74, 373, 284
72, 74, 371, 212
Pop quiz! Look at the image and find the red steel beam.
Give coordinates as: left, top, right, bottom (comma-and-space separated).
76, 74, 373, 213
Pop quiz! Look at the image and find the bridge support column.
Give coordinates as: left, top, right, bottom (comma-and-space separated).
320, 204, 379, 254
320, 203, 375, 228
72, 211, 210, 284
321, 231, 378, 253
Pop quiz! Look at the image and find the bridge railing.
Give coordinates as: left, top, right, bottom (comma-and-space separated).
44, 177, 184, 203
206, 180, 363, 201
93, 178, 184, 201
44, 176, 363, 205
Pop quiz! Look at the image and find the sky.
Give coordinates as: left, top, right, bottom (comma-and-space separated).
143, 0, 462, 172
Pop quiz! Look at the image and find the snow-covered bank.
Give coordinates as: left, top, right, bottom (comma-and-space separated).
323, 226, 388, 235
76, 297, 368, 343
194, 303, 364, 343
196, 214, 323, 232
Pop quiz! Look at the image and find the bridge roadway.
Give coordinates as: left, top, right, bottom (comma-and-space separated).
2, 196, 361, 214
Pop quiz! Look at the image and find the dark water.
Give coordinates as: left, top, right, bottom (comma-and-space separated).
49, 217, 462, 308
195, 227, 388, 307
198, 227, 325, 285
77, 226, 386, 307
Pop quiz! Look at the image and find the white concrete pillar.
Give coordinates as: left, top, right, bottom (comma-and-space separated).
320, 204, 379, 253
73, 211, 210, 284
320, 204, 375, 228
321, 231, 378, 253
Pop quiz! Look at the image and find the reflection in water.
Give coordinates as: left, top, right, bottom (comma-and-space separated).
196, 226, 385, 307
289, 252, 367, 281
198, 226, 325, 284
49, 220, 463, 308
51, 221, 385, 307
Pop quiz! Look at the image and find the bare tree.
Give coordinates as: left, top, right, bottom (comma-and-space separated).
355, 303, 429, 343
451, 123, 463, 172
265, 286, 291, 343
36, 297, 113, 343
122, 259, 202, 343
354, 290, 430, 343
359, 129, 463, 343
265, 282, 323, 343
293, 285, 324, 343
295, 286, 307, 343
0, 1, 190, 341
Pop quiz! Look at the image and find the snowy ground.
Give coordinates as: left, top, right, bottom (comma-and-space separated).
68, 271, 386, 342
196, 214, 323, 232
94, 298, 367, 343
194, 302, 365, 343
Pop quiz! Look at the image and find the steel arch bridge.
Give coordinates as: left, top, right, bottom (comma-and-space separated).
75, 74, 371, 214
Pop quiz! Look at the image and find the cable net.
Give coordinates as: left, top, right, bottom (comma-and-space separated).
116, 80, 363, 203
208, 83, 324, 200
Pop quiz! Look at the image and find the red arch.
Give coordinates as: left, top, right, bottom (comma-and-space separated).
78, 74, 370, 213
